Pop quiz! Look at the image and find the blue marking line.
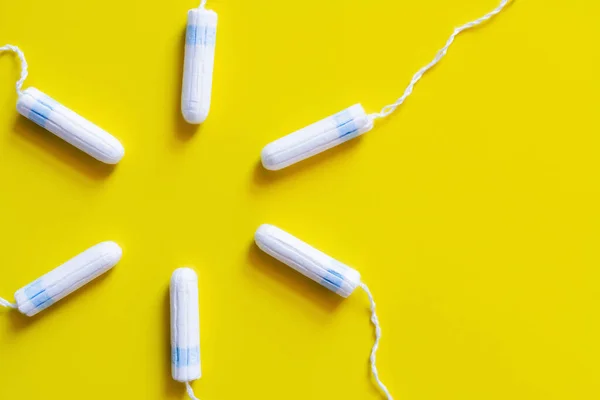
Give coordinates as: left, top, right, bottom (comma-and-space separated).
24, 279, 44, 299
333, 110, 359, 138
23, 279, 54, 310
172, 346, 201, 367
28, 100, 53, 128
320, 269, 345, 292
186, 25, 216, 46
186, 25, 197, 45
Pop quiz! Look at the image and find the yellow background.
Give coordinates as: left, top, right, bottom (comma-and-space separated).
0, 0, 599, 399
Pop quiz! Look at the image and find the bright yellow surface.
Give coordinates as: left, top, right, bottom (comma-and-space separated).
0, 0, 599, 399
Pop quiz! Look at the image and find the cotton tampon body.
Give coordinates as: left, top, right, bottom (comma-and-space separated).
254, 224, 394, 399
16, 87, 124, 164
0, 45, 125, 164
261, 104, 373, 171
170, 268, 202, 400
0, 241, 122, 317
181, 1, 217, 124
254, 224, 361, 297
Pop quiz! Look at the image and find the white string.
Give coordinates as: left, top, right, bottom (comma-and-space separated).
185, 381, 200, 400
0, 296, 17, 309
199, 0, 207, 8
370, 0, 512, 121
0, 44, 29, 97
359, 282, 393, 400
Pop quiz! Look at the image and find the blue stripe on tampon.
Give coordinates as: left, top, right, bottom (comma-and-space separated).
24, 279, 55, 310
333, 109, 359, 138
28, 100, 53, 128
32, 292, 54, 310
24, 279, 44, 299
172, 346, 200, 367
320, 269, 344, 292
338, 120, 358, 138
186, 24, 216, 46
186, 24, 197, 45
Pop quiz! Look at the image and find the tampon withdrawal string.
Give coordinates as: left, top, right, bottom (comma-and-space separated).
369, 0, 512, 121
186, 382, 201, 400
0, 44, 28, 96
0, 296, 17, 309
0, 40, 22, 307
0, 47, 23, 312
360, 282, 393, 400
260, 0, 514, 171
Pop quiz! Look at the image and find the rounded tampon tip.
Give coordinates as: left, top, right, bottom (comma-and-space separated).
182, 108, 208, 125
96, 241, 123, 265
101, 140, 125, 164
260, 144, 281, 171
171, 267, 198, 285
254, 224, 276, 245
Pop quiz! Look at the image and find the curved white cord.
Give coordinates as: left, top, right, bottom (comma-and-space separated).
370, 0, 512, 121
0, 44, 29, 97
185, 381, 200, 400
199, 0, 207, 8
0, 296, 17, 309
360, 282, 393, 400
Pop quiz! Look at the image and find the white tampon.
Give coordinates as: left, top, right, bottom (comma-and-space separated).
261, 104, 373, 171
254, 224, 394, 399
170, 268, 202, 400
260, 0, 512, 171
1, 45, 125, 164
0, 242, 122, 317
254, 224, 361, 297
17, 88, 125, 164
181, 2, 217, 124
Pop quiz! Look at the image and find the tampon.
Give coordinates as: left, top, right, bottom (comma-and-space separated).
254, 224, 361, 297
260, 0, 512, 173
181, 4, 218, 124
261, 104, 373, 171
254, 224, 394, 399
13, 241, 122, 316
170, 268, 201, 383
16, 87, 124, 164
